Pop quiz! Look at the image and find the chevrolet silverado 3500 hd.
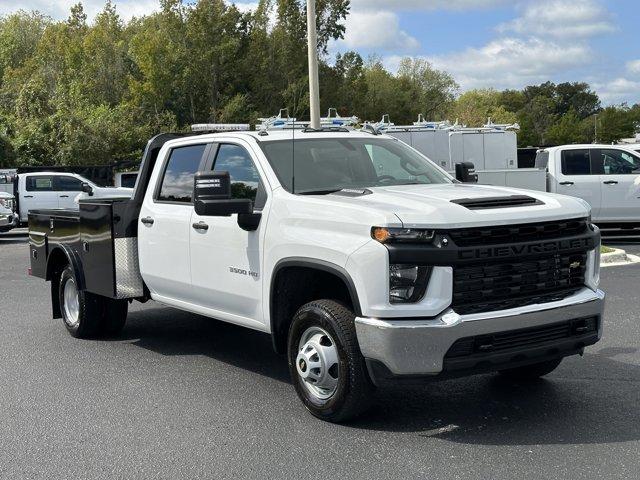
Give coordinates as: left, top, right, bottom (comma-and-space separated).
28, 128, 605, 422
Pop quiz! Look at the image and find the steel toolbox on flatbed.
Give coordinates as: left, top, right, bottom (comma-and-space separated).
29, 198, 144, 300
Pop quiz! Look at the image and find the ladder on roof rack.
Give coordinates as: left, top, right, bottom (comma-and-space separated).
257, 108, 360, 132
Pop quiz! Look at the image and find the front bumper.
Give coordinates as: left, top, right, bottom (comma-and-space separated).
0, 213, 17, 228
355, 287, 605, 383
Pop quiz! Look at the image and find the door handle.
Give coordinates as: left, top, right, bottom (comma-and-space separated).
559, 181, 574, 186
603, 180, 618, 185
59, 195, 70, 198
24, 195, 34, 198
141, 216, 154, 226
192, 221, 209, 231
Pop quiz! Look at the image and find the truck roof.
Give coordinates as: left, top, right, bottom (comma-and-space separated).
165, 129, 392, 146
542, 144, 640, 152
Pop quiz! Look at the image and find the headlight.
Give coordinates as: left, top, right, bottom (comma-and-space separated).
389, 264, 432, 303
372, 227, 435, 244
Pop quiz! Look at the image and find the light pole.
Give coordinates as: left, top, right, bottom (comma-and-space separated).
307, 0, 321, 129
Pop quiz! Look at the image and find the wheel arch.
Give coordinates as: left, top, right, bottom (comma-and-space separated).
269, 258, 362, 354
46, 244, 85, 319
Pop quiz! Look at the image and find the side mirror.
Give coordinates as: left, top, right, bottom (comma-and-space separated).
455, 162, 478, 183
81, 183, 94, 196
194, 171, 253, 217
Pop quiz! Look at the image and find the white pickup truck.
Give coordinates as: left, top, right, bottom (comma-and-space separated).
14, 172, 132, 224
0, 191, 18, 232
536, 144, 640, 225
28, 128, 605, 422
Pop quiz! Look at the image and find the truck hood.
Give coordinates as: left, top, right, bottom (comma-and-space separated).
324, 183, 590, 228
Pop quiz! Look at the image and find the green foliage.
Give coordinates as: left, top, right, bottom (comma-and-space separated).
449, 89, 517, 127
0, 2, 637, 167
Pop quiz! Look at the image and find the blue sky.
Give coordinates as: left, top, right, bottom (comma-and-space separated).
1, 0, 638, 104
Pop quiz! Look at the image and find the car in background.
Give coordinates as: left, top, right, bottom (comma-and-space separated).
0, 191, 18, 232
15, 172, 133, 224
535, 144, 640, 225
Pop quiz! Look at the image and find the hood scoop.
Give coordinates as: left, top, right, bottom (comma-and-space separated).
451, 195, 544, 210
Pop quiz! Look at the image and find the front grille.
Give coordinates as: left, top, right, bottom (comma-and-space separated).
445, 317, 599, 359
453, 252, 587, 314
448, 218, 589, 247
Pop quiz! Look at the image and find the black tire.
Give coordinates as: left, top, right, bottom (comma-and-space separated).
287, 300, 374, 423
498, 358, 563, 380
58, 266, 102, 338
58, 266, 128, 338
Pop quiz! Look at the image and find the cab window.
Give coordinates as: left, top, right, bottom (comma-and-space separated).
561, 149, 591, 175
26, 176, 54, 192
212, 144, 263, 206
54, 176, 83, 191
157, 144, 207, 203
597, 149, 640, 175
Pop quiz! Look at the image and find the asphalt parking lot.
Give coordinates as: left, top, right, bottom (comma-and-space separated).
0, 232, 638, 480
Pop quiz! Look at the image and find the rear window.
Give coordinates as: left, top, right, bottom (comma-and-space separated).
534, 150, 549, 169
561, 149, 591, 175
157, 144, 207, 203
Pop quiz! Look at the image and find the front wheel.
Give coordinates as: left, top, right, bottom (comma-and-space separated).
288, 300, 374, 423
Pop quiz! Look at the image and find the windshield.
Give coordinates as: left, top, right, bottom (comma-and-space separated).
260, 137, 453, 194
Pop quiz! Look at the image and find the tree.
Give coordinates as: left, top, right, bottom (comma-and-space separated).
450, 89, 518, 127
397, 57, 458, 121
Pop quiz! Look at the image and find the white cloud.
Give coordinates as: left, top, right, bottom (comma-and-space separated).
498, 0, 615, 38
350, 0, 508, 11
426, 37, 592, 90
627, 60, 640, 74
594, 77, 640, 105
340, 11, 420, 51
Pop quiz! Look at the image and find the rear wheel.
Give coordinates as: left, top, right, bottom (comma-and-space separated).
288, 300, 374, 423
58, 266, 128, 338
498, 358, 563, 380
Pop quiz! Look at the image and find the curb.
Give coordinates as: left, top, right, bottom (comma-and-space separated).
601, 248, 640, 267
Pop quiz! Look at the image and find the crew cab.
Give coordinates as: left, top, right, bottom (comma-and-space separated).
536, 144, 640, 225
16, 172, 132, 224
28, 129, 605, 422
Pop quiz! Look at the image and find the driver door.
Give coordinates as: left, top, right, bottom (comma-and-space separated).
189, 141, 269, 327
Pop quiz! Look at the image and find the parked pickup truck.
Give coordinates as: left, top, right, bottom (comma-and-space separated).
14, 172, 132, 224
0, 191, 18, 232
28, 129, 605, 422
535, 144, 640, 225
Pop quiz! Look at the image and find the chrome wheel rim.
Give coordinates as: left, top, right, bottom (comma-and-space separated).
296, 326, 340, 401
63, 277, 80, 328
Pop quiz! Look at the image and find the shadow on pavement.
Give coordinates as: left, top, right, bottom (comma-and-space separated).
121, 305, 639, 446
121, 307, 290, 384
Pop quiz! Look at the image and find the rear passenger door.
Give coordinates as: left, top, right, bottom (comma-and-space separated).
554, 149, 602, 220
138, 143, 210, 303
21, 175, 58, 220
53, 175, 84, 210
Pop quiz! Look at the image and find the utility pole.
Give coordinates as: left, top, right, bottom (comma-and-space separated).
307, 0, 321, 129
594, 113, 598, 143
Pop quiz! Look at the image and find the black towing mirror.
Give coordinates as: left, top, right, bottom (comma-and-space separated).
81, 182, 94, 196
455, 162, 478, 183
194, 171, 253, 217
